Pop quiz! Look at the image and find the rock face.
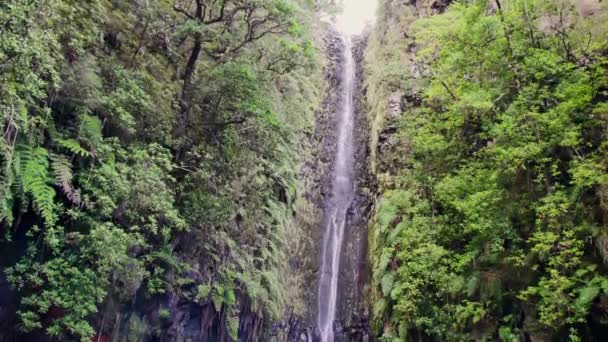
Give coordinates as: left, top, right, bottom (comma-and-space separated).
292, 28, 372, 342
284, 27, 345, 342
332, 33, 372, 342
367, 0, 453, 180
318, 30, 372, 342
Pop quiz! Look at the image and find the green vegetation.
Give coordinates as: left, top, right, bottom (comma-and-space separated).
4, 0, 607, 340
0, 0, 328, 340
366, 0, 608, 340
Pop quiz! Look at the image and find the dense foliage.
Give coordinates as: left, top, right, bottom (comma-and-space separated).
366, 0, 608, 340
0, 0, 328, 340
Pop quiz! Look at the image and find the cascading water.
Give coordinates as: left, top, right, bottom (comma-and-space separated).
317, 35, 356, 342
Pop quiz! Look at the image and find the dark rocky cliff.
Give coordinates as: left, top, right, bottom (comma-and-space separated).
334, 33, 372, 342
294, 28, 372, 342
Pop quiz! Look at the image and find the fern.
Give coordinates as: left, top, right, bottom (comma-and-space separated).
50, 154, 81, 206
381, 273, 394, 296
79, 113, 102, 154
575, 286, 600, 311
211, 284, 225, 312
226, 307, 240, 340
55, 138, 90, 157
46, 115, 91, 158
16, 146, 57, 226
195, 284, 212, 303
50, 154, 72, 196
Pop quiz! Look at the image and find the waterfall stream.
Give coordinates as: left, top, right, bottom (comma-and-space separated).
317, 35, 356, 342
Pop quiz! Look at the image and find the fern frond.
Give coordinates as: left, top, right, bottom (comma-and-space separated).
50, 154, 81, 206
47, 115, 92, 158
56, 138, 90, 157
226, 308, 240, 340
79, 114, 102, 154
16, 146, 57, 226
32, 181, 56, 226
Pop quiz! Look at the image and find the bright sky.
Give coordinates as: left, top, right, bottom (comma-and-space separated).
335, 0, 378, 35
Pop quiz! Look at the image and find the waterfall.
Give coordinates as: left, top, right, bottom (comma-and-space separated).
317, 35, 356, 342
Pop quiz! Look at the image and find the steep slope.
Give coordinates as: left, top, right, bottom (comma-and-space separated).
364, 0, 608, 340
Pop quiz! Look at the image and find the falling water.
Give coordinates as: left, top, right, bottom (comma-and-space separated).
317, 35, 356, 342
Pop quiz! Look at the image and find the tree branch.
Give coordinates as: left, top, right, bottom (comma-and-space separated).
173, 5, 194, 19
204, 0, 227, 24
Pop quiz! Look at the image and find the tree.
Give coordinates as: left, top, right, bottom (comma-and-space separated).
172, 0, 299, 137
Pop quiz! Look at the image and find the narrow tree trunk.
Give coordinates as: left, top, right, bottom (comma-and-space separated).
175, 34, 202, 137
174, 0, 204, 138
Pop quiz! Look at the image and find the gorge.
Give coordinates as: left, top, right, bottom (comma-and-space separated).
1, 0, 608, 341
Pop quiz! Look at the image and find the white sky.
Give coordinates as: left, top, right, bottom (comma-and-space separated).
335, 0, 378, 35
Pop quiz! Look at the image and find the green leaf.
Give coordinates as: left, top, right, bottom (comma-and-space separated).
56, 138, 90, 157
381, 273, 394, 297
575, 286, 600, 309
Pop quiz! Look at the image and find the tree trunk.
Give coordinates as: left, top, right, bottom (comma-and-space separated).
175, 34, 202, 138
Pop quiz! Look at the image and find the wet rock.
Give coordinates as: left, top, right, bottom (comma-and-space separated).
286, 28, 373, 342
336, 32, 372, 342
